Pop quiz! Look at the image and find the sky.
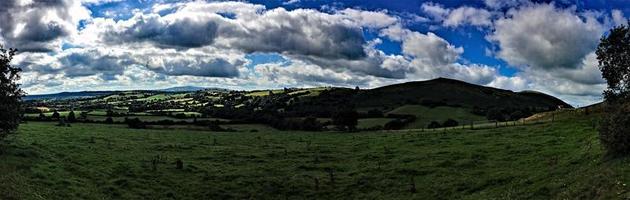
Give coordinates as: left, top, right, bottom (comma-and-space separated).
2, 0, 629, 106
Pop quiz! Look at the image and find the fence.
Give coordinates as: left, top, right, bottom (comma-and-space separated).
386, 110, 572, 133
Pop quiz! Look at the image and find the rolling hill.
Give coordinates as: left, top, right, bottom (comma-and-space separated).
355, 77, 571, 110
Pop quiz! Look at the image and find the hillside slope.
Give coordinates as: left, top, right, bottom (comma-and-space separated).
356, 77, 571, 110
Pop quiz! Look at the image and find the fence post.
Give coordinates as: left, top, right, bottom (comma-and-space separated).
495, 121, 498, 128
470, 121, 473, 130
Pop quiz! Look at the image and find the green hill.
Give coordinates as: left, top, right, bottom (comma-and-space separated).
355, 77, 570, 110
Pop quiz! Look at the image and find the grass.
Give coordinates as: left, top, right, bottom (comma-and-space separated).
387, 105, 486, 129
2, 112, 629, 199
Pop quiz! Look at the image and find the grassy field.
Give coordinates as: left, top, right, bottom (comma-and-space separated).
2, 112, 630, 199
387, 105, 486, 129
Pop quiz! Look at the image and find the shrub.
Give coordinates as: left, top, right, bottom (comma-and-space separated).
384, 119, 405, 130
126, 118, 146, 129
301, 117, 323, 131
67, 111, 76, 122
105, 117, 114, 124
51, 111, 60, 119
599, 103, 630, 156
442, 119, 459, 127
427, 121, 441, 129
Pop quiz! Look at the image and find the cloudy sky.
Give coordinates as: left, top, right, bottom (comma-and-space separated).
2, 0, 629, 106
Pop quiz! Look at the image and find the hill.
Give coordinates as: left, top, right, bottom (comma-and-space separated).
22, 77, 571, 130
23, 91, 116, 101
158, 86, 208, 92
356, 77, 570, 110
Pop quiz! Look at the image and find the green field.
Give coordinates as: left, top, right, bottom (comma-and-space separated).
3, 112, 629, 199
387, 105, 486, 129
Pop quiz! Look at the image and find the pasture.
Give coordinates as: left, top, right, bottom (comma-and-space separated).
1, 112, 626, 199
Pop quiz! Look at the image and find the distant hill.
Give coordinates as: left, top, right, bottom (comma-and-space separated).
23, 91, 116, 101
158, 86, 207, 92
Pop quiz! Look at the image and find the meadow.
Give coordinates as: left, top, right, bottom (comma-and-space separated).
2, 111, 628, 199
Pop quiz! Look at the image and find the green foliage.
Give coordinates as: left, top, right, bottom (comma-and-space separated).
597, 21, 630, 156
599, 103, 630, 156
0, 45, 23, 140
597, 21, 630, 101
51, 111, 60, 119
67, 111, 77, 122
442, 118, 459, 127
332, 109, 358, 132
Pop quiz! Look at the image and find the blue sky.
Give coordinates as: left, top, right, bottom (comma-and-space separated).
2, 0, 629, 106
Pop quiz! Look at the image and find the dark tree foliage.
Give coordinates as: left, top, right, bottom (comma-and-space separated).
427, 121, 441, 129
105, 117, 114, 124
0, 46, 24, 140
597, 22, 630, 101
67, 111, 76, 122
51, 111, 60, 119
125, 118, 146, 129
332, 109, 358, 132
597, 21, 630, 156
301, 117, 323, 131
442, 119, 459, 127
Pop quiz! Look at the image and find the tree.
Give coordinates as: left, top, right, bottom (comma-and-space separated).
597, 21, 630, 156
332, 109, 358, 132
0, 46, 24, 140
51, 111, 60, 119
597, 22, 630, 101
67, 111, 76, 122
105, 117, 114, 124
442, 119, 459, 127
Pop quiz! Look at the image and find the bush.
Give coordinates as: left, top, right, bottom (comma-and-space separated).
67, 111, 76, 122
427, 121, 441, 129
301, 117, 323, 131
126, 118, 146, 129
442, 119, 459, 127
105, 117, 114, 124
384, 119, 405, 130
599, 103, 630, 156
51, 111, 60, 119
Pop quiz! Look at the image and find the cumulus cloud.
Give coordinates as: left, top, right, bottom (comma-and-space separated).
421, 3, 494, 27
488, 3, 604, 70
0, 0, 90, 52
381, 25, 463, 66
612, 9, 627, 26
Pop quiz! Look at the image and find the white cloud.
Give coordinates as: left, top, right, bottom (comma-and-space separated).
612, 9, 627, 26
443, 7, 493, 27
421, 3, 494, 27
488, 3, 604, 70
